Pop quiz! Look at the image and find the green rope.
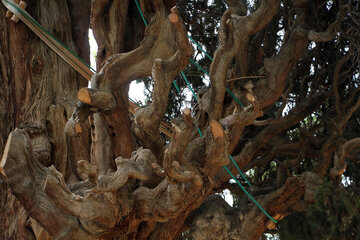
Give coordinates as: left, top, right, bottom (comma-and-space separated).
188, 35, 213, 61
196, 126, 204, 137
181, 72, 198, 102
186, 59, 275, 222
226, 88, 245, 108
3, 0, 95, 77
223, 166, 278, 223
229, 155, 252, 187
134, 0, 148, 26
189, 58, 209, 76
129, 97, 140, 106
173, 80, 180, 93
133, 0, 277, 224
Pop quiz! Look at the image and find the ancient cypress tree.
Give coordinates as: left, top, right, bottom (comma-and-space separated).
0, 0, 359, 239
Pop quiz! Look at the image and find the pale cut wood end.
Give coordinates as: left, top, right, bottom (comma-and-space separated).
19, 1, 27, 9
0, 132, 13, 177
246, 93, 256, 102
183, 107, 191, 116
168, 14, 179, 23
78, 88, 91, 104
211, 120, 224, 139
10, 1, 27, 23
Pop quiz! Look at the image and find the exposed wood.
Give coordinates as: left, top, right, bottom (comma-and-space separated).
10, 0, 26, 23
4, 0, 18, 20
168, 14, 178, 23
246, 93, 256, 102
64, 102, 93, 137
0, 129, 11, 177
75, 123, 82, 134
78, 87, 117, 111
210, 120, 224, 139
182, 107, 193, 127
151, 162, 166, 177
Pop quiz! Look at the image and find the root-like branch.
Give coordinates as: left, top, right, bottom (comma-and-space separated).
90, 149, 158, 193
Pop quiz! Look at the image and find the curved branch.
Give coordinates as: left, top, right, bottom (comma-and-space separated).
90, 148, 157, 192
133, 8, 193, 161
190, 172, 323, 240
330, 137, 360, 179
209, 0, 280, 120
65, 1, 187, 138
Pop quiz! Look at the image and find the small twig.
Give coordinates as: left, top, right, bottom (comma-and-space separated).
226, 75, 266, 82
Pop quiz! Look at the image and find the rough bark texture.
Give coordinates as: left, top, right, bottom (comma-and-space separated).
0, 0, 359, 239
1, 0, 91, 238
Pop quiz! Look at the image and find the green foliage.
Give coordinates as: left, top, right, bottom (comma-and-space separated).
279, 179, 360, 240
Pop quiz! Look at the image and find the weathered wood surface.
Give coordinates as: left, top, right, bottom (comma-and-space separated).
1, 0, 359, 239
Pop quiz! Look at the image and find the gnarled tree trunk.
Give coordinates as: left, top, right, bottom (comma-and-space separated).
1, 0, 359, 239
0, 0, 91, 238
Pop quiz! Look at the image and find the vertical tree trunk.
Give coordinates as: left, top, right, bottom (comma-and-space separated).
90, 0, 145, 165
0, 0, 91, 238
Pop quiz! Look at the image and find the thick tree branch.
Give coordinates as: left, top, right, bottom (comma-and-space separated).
0, 129, 97, 239
133, 7, 193, 161
209, 0, 280, 120
89, 149, 158, 192
190, 172, 323, 240
255, 27, 308, 109
66, 0, 185, 138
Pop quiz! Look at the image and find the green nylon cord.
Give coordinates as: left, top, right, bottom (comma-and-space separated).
4, 0, 95, 78
134, 0, 148, 26
133, 0, 277, 224
188, 35, 213, 61
196, 126, 203, 137
173, 80, 180, 93
229, 155, 252, 187
129, 97, 142, 107
226, 88, 245, 108
5, 0, 95, 73
223, 166, 278, 223
181, 72, 198, 102
189, 58, 209, 76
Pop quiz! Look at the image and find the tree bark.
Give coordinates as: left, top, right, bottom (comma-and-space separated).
0, 0, 91, 238
1, 0, 358, 239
